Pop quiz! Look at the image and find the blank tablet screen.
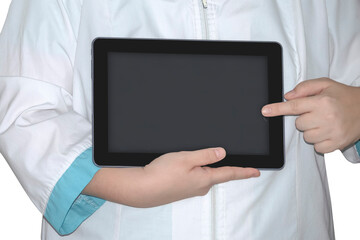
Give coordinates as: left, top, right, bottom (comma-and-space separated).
93, 38, 283, 168
107, 52, 269, 155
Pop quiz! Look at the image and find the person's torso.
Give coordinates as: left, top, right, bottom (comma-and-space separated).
43, 0, 335, 239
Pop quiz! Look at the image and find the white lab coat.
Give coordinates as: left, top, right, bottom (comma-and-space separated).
0, 0, 359, 239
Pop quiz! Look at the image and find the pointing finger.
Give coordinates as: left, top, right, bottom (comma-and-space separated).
262, 97, 315, 117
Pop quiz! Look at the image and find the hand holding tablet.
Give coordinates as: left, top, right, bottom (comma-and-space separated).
83, 147, 260, 207
92, 38, 284, 169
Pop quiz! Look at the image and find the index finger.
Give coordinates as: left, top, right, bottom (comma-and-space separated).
261, 97, 314, 117
206, 167, 260, 184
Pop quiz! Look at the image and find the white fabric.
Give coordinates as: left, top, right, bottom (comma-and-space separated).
0, 0, 359, 239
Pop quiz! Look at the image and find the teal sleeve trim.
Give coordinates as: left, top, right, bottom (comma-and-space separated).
356, 141, 360, 156
44, 147, 105, 235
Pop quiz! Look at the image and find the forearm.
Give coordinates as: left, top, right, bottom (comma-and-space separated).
82, 167, 152, 208
354, 86, 360, 141
81, 167, 197, 208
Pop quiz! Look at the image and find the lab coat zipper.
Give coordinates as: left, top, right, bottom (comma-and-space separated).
211, 186, 217, 240
200, 0, 210, 39
202, 0, 207, 8
199, 1, 216, 239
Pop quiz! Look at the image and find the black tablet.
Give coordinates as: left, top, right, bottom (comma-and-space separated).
92, 38, 284, 169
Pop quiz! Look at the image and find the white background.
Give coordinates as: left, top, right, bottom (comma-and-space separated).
1, 1, 360, 239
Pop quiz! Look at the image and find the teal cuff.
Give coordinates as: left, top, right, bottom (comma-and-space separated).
356, 141, 360, 156
44, 147, 105, 235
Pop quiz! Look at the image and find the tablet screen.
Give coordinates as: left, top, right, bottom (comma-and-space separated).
93, 38, 283, 168
108, 52, 269, 155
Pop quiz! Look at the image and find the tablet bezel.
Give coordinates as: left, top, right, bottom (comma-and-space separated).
92, 38, 284, 169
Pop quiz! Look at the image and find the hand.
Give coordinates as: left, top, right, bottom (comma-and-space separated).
262, 78, 360, 154
83, 147, 260, 208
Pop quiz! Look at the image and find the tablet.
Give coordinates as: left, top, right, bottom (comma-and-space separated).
92, 38, 284, 169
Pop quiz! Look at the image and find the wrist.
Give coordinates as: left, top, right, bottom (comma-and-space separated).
354, 86, 360, 141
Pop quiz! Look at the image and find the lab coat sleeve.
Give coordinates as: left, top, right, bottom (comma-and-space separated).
326, 0, 360, 163
0, 0, 105, 235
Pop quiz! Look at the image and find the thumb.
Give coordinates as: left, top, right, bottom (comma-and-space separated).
184, 147, 226, 167
285, 78, 332, 100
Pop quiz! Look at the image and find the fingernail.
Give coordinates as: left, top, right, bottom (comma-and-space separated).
215, 148, 225, 159
252, 171, 260, 177
262, 107, 271, 115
